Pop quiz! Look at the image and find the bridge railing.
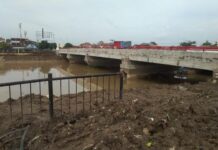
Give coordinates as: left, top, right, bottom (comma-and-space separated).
0, 72, 124, 122
58, 46, 218, 51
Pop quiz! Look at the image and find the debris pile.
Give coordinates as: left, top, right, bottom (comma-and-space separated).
0, 82, 218, 150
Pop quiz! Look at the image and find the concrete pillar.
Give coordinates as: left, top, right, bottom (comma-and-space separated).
67, 54, 85, 64
120, 58, 176, 78
58, 54, 67, 58
212, 69, 218, 83
85, 55, 121, 68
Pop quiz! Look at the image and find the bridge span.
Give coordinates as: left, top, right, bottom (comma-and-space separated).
57, 48, 218, 79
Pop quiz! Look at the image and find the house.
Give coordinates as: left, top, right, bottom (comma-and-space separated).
80, 42, 93, 48
99, 43, 113, 49
0, 37, 5, 43
7, 38, 38, 50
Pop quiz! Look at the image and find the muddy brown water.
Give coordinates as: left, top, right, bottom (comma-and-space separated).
0, 60, 211, 102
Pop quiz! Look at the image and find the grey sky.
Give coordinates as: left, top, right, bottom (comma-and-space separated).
0, 0, 218, 45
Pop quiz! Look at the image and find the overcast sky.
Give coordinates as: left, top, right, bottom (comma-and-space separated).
0, 0, 218, 45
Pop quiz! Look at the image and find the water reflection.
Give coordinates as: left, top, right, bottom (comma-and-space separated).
0, 60, 211, 102
0, 61, 119, 102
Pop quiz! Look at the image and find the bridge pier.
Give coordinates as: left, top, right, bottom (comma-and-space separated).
213, 69, 218, 83
67, 54, 85, 64
58, 53, 67, 58
120, 58, 176, 78
85, 55, 121, 68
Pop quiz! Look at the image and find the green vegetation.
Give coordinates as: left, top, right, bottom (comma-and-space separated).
0, 42, 11, 52
202, 41, 218, 47
64, 43, 73, 48
150, 41, 157, 45
49, 43, 57, 50
140, 42, 158, 46
38, 41, 57, 50
180, 41, 196, 46
202, 41, 212, 46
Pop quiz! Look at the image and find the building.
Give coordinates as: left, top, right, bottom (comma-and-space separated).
7, 38, 37, 50
80, 42, 92, 48
0, 37, 5, 43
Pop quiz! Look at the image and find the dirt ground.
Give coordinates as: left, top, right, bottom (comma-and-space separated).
0, 82, 218, 150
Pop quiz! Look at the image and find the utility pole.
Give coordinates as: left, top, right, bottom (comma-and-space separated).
19, 23, 22, 39
42, 28, 44, 39
24, 31, 27, 39
18, 23, 23, 54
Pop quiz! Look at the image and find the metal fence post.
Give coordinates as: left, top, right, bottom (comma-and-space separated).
48, 73, 54, 119
119, 72, 124, 99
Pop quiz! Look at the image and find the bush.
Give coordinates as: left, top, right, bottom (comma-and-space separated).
0, 42, 11, 52
64, 43, 73, 48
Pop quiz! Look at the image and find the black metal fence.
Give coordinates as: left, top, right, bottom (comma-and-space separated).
0, 72, 124, 121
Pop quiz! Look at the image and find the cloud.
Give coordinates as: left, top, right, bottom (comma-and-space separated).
0, 0, 218, 45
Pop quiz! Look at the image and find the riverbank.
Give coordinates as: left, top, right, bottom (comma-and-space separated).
0, 52, 63, 61
0, 82, 218, 150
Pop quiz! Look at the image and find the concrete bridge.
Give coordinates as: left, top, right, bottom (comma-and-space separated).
57, 48, 218, 79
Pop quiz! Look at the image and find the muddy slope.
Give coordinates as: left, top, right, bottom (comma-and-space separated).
0, 82, 218, 150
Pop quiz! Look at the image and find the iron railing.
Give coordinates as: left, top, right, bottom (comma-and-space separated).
0, 72, 124, 121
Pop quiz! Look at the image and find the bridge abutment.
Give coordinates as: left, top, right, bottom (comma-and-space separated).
213, 69, 218, 83
120, 58, 176, 78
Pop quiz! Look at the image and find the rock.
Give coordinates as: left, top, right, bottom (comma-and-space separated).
170, 127, 176, 134
94, 141, 110, 150
143, 128, 150, 135
83, 144, 94, 150
189, 105, 197, 114
169, 146, 175, 150
89, 116, 94, 119
146, 141, 152, 147
148, 117, 154, 122
178, 85, 187, 91
208, 108, 217, 115
132, 99, 138, 103
56, 122, 65, 128
134, 134, 142, 139
212, 79, 217, 84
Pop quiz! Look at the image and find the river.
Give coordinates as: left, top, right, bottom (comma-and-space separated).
0, 60, 211, 102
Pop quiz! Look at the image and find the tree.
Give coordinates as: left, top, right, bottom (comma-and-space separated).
202, 41, 212, 46
214, 42, 218, 47
140, 43, 150, 46
0, 42, 11, 52
64, 43, 73, 48
150, 41, 157, 46
38, 41, 57, 50
97, 41, 104, 45
140, 42, 158, 46
180, 41, 196, 46
49, 43, 57, 49
38, 40, 50, 50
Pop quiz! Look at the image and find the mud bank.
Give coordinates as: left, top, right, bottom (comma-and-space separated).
0, 52, 63, 62
0, 82, 218, 150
